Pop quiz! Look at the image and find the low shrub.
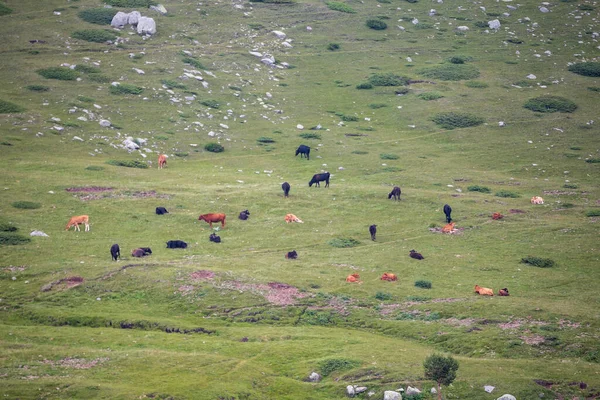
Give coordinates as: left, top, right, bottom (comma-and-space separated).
563, 183, 578, 189
326, 1, 356, 13
103, 0, 157, 6
495, 190, 520, 198
0, 100, 25, 114
0, 222, 17, 232
12, 201, 42, 209
356, 82, 373, 90
380, 153, 399, 160
155, 135, 169, 141
200, 100, 219, 109
328, 238, 360, 248
467, 185, 491, 193
161, 79, 186, 90
415, 23, 434, 29
182, 57, 206, 70
229, 85, 242, 91
366, 19, 387, 30
524, 96, 577, 113
588, 87, 600, 92
257, 137, 275, 143
369, 73, 409, 86
448, 55, 473, 64
432, 112, 484, 129
395, 87, 410, 95
406, 295, 430, 302
77, 95, 95, 103
368, 103, 388, 109
585, 158, 600, 163
72, 29, 118, 43
88, 74, 110, 83
327, 43, 340, 51
375, 292, 393, 301
37, 67, 79, 81
520, 256, 555, 268
299, 133, 321, 139
78, 8, 117, 24
0, 232, 31, 245
74, 65, 101, 74
340, 114, 358, 122
106, 160, 148, 169
474, 21, 488, 28
174, 152, 189, 157
568, 62, 600, 77
205, 143, 224, 153
585, 209, 600, 217
0, 3, 12, 15
418, 92, 444, 101
352, 150, 368, 154
109, 84, 144, 95
415, 280, 432, 289
319, 359, 360, 376
85, 165, 104, 171
26, 85, 50, 92
465, 81, 489, 88
418, 64, 480, 81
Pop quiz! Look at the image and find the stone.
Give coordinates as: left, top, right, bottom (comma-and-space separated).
123, 138, 139, 150
499, 121, 506, 127
260, 54, 275, 66
412, 18, 419, 24
73, 136, 84, 141
132, 68, 145, 75
150, 4, 168, 14
306, 26, 312, 31
99, 119, 111, 127
431, 387, 437, 394
296, 124, 304, 130
128, 11, 141, 25
272, 30, 286, 39
347, 385, 356, 397
497, 395, 516, 400
539, 6, 549, 13
488, 19, 501, 30
249, 51, 263, 58
527, 74, 536, 80
429, 9, 436, 16
406, 387, 421, 396
281, 42, 293, 48
30, 230, 49, 237
137, 17, 156, 35
456, 26, 469, 31
485, 386, 495, 393
111, 11, 130, 28
383, 391, 402, 400
355, 387, 367, 394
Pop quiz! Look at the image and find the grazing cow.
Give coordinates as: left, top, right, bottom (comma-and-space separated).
409, 250, 424, 260
285, 250, 298, 259
295, 144, 310, 160
498, 288, 510, 296
238, 210, 250, 220
156, 207, 168, 215
346, 273, 361, 283
209, 233, 221, 243
65, 215, 90, 232
474, 285, 494, 296
158, 154, 167, 169
492, 212, 504, 220
110, 244, 120, 261
442, 222, 456, 233
282, 182, 291, 197
166, 240, 187, 249
369, 224, 377, 241
132, 248, 151, 257
380, 273, 398, 281
531, 196, 544, 205
443, 204, 452, 223
388, 186, 401, 201
198, 213, 226, 228
309, 172, 330, 187
285, 213, 303, 223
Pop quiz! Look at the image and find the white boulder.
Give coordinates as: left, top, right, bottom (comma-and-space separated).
137, 17, 156, 35
307, 372, 321, 382
383, 391, 402, 400
488, 19, 501, 30
456, 26, 470, 32
539, 6, 549, 12
30, 230, 49, 237
128, 11, 141, 25
111, 12, 130, 28
347, 386, 356, 397
272, 30, 286, 39
99, 119, 111, 127
497, 395, 516, 400
406, 387, 421, 396
150, 4, 168, 14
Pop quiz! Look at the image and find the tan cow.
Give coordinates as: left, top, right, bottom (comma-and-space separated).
158, 154, 167, 169
346, 273, 361, 283
441, 222, 455, 233
285, 213, 303, 223
65, 215, 90, 232
474, 284, 494, 296
531, 196, 544, 205
380, 273, 398, 281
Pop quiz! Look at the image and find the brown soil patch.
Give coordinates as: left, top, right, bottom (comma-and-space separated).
3, 265, 26, 272
520, 333, 546, 345
534, 379, 554, 388
42, 357, 109, 369
100, 263, 149, 280
65, 186, 114, 192
217, 280, 310, 305
41, 276, 84, 292
543, 190, 577, 196
558, 319, 581, 328
178, 285, 195, 295
190, 270, 215, 280
430, 298, 463, 303
443, 317, 477, 327
379, 303, 406, 316
77, 190, 170, 201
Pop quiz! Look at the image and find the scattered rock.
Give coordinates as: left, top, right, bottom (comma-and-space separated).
456, 26, 470, 32
539, 6, 549, 13
383, 391, 401, 400
272, 30, 286, 39
497, 395, 516, 400
132, 68, 145, 75
128, 11, 141, 25
406, 387, 421, 396
30, 230, 49, 237
296, 124, 304, 130
307, 372, 321, 382
72, 136, 84, 142
137, 16, 156, 35
488, 19, 501, 30
99, 119, 111, 127
485, 385, 495, 393
499, 121, 506, 127
150, 4, 167, 15
347, 385, 356, 397
111, 12, 130, 28
355, 387, 367, 394
431, 387, 437, 394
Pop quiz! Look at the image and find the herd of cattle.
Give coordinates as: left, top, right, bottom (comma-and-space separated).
64, 149, 546, 296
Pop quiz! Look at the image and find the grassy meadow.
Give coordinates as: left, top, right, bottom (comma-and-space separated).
1, 0, 599, 398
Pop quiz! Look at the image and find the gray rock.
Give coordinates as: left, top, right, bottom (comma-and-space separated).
527, 74, 537, 80
456, 26, 470, 31
123, 138, 139, 150
307, 372, 321, 382
431, 387, 437, 394
347, 385, 356, 397
406, 387, 421, 396
137, 16, 156, 35
539, 6, 549, 13
111, 11, 130, 28
488, 19, 501, 30
73, 136, 84, 141
150, 4, 167, 15
260, 54, 275, 66
383, 391, 402, 400
497, 396, 516, 400
355, 387, 367, 394
429, 9, 436, 16
99, 119, 111, 127
128, 11, 141, 25
30, 230, 49, 237
272, 30, 286, 39
485, 385, 495, 393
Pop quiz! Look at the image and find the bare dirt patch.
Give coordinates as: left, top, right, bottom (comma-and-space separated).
429, 227, 465, 235
65, 186, 114, 192
190, 270, 215, 280
520, 333, 546, 345
331, 263, 362, 270
443, 317, 477, 327
216, 280, 310, 305
178, 285, 195, 295
77, 190, 170, 201
41, 276, 84, 292
543, 190, 577, 196
2, 265, 26, 272
42, 357, 109, 369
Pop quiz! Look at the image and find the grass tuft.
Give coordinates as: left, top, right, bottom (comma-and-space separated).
380, 153, 399, 160
432, 112, 484, 129
521, 256, 555, 268
366, 19, 387, 30
418, 64, 480, 81
418, 92, 444, 101
78, 8, 117, 25
467, 185, 491, 193
103, 0, 157, 6
25, 84, 50, 92
110, 84, 144, 95
200, 100, 220, 109
0, 3, 12, 15
106, 160, 148, 169
495, 190, 520, 198
72, 29, 118, 43
0, 232, 31, 245
37, 67, 79, 81
299, 133, 321, 139
326, 1, 356, 13
415, 280, 432, 289
205, 143, 224, 153
568, 62, 600, 77
85, 166, 104, 171
161, 79, 187, 90
368, 73, 409, 86
319, 358, 360, 376
328, 238, 360, 248
12, 201, 42, 209
465, 81, 489, 88
0, 99, 25, 114
585, 210, 600, 217
375, 292, 393, 301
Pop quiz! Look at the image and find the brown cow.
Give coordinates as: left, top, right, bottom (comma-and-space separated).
158, 154, 167, 169
285, 213, 303, 223
198, 213, 226, 228
498, 288, 510, 296
65, 215, 90, 232
380, 273, 397, 281
441, 222, 455, 233
474, 285, 494, 296
346, 273, 361, 283
492, 212, 504, 220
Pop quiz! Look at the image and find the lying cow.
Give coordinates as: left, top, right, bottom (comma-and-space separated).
442, 222, 456, 233
209, 233, 221, 243
198, 213, 226, 228
65, 215, 90, 232
282, 182, 290, 198
388, 186, 401, 201
531, 196, 544, 205
346, 273, 361, 283
309, 172, 330, 187
498, 288, 510, 296
443, 204, 452, 223
110, 244, 120, 261
132, 247, 152, 257
295, 144, 310, 160
492, 212, 504, 220
166, 240, 187, 249
285, 250, 298, 259
409, 250, 424, 260
285, 213, 303, 223
474, 285, 494, 296
238, 210, 250, 220
381, 273, 397, 281
156, 207, 168, 215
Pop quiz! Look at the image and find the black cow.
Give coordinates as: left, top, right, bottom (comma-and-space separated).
309, 172, 330, 187
110, 243, 120, 261
295, 145, 310, 160
388, 186, 401, 201
239, 210, 250, 220
285, 250, 298, 259
409, 249, 424, 260
156, 207, 168, 215
166, 240, 187, 249
282, 182, 290, 197
209, 233, 221, 243
139, 247, 152, 255
443, 204, 452, 223
369, 225, 377, 241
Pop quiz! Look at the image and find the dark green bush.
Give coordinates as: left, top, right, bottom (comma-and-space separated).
431, 112, 484, 129
375, 292, 393, 301
77, 95, 95, 103
587, 87, 600, 92
585, 210, 600, 217
85, 165, 105, 171
366, 19, 387, 30
257, 137, 275, 143
380, 153, 399, 160
0, 232, 31, 245
12, 201, 42, 209
474, 21, 488, 28
406, 295, 430, 302
103, 0, 157, 6
161, 79, 187, 90
26, 85, 50, 92
0, 3, 12, 15
419, 64, 480, 81
326, 1, 356, 13
467, 185, 491, 193
524, 96, 577, 113
369, 103, 388, 109
37, 67, 79, 81
174, 152, 189, 157
586, 158, 600, 163
415, 280, 432, 289
356, 82, 373, 89
327, 43, 340, 51
205, 143, 224, 153
109, 84, 144, 95
0, 100, 25, 114
200, 100, 219, 109
563, 183, 578, 189
568, 62, 600, 77
352, 150, 368, 155
328, 238, 360, 248
88, 74, 110, 83
465, 81, 489, 88
415, 23, 434, 29
299, 133, 321, 139
418, 92, 444, 101
72, 29, 118, 43
520, 256, 555, 268
74, 64, 101, 74
495, 190, 520, 198
250, 0, 296, 3
340, 114, 358, 122
106, 160, 149, 169
395, 87, 410, 95
0, 222, 17, 232
78, 8, 118, 24
182, 57, 206, 70
368, 73, 409, 86
319, 359, 360, 376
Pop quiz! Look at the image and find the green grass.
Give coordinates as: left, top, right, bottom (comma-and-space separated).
0, 99, 25, 113
418, 92, 444, 101
418, 64, 480, 81
328, 238, 360, 248
495, 190, 520, 198
326, 1, 356, 13
106, 160, 148, 168
0, 232, 31, 245
103, 0, 157, 6
467, 185, 491, 193
431, 112, 484, 129
11, 201, 42, 209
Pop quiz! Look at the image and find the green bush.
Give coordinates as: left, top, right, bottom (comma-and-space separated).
366, 19, 387, 30
319, 359, 360, 376
37, 67, 79, 81
78, 8, 117, 24
339, 114, 358, 122
257, 137, 275, 143
369, 73, 409, 86
380, 153, 399, 160
109, 84, 144, 95
563, 183, 578, 189
431, 112, 484, 129
328, 238, 360, 248
568, 62, 600, 77
25, 85, 50, 92
356, 82, 373, 90
588, 87, 600, 92
326, 1, 356, 13
85, 165, 104, 171
200, 100, 220, 109
586, 158, 600, 163
467, 185, 491, 193
299, 133, 321, 139
74, 65, 101, 74
585, 210, 600, 217
77, 95, 95, 103
520, 256, 555, 268
327, 43, 340, 51
375, 292, 393, 301
579, 4, 594, 10
465, 81, 489, 88
205, 143, 224, 153
418, 92, 444, 101
72, 29, 118, 43
415, 23, 434, 29
418, 64, 480, 81
0, 100, 25, 114
174, 152, 189, 157
495, 190, 520, 198
474, 21, 488, 28
0, 222, 17, 232
88, 74, 110, 83
0, 3, 12, 15
524, 96, 577, 113
12, 201, 42, 209
415, 280, 432, 289
368, 103, 388, 109
395, 87, 410, 95
406, 295, 430, 302
161, 79, 187, 90
103, 0, 157, 6
106, 160, 148, 169
0, 232, 31, 245
182, 57, 206, 70
448, 55, 472, 64
352, 150, 368, 154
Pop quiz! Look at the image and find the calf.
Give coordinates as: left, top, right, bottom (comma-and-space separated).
158, 154, 167, 169
381, 273, 397, 281
442, 222, 455, 233
474, 285, 494, 296
388, 186, 401, 201
295, 144, 310, 160
282, 182, 290, 197
285, 250, 298, 259
166, 240, 187, 249
209, 233, 221, 243
285, 213, 303, 223
409, 250, 424, 260
492, 212, 503, 220
198, 213, 226, 228
110, 244, 120, 261
531, 196, 544, 205
309, 172, 330, 187
132, 248, 151, 257
498, 288, 510, 296
443, 204, 452, 223
369, 224, 377, 241
346, 273, 361, 283
65, 215, 90, 232
238, 210, 250, 220
156, 207, 168, 215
